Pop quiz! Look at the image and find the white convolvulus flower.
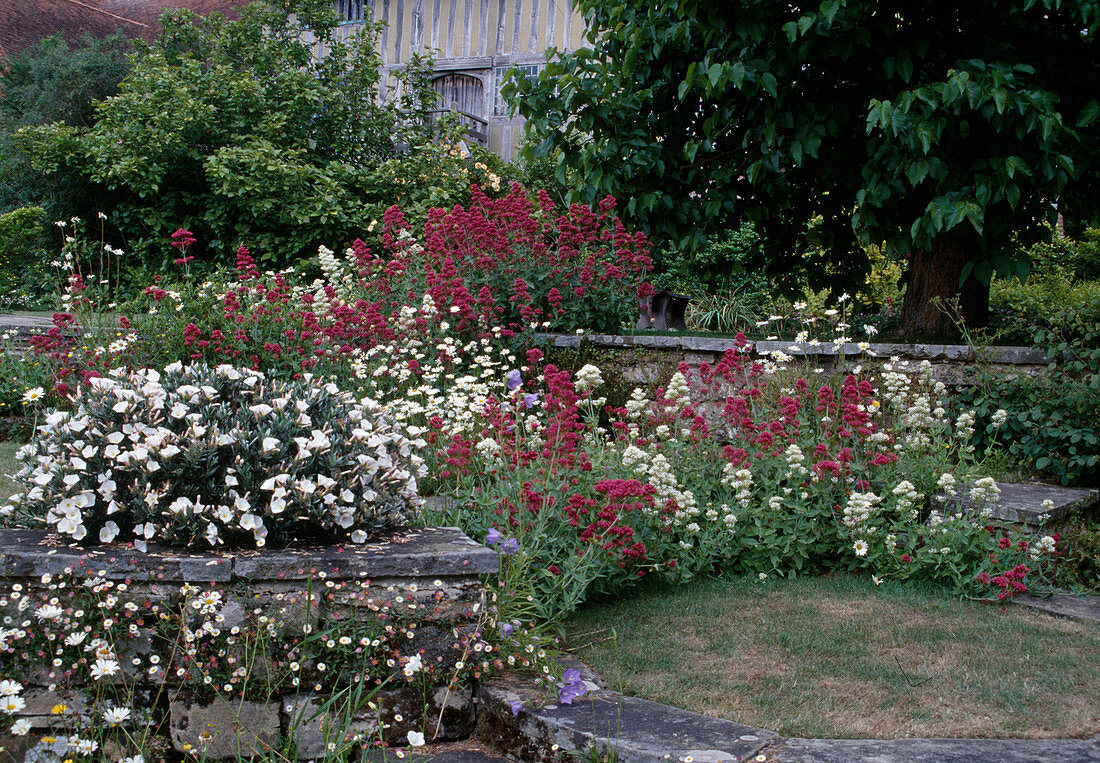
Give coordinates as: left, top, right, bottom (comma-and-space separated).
99, 521, 120, 543
402, 653, 423, 678
407, 730, 425, 746
261, 437, 280, 453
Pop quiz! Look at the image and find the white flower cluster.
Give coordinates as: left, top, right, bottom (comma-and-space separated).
574, 364, 604, 395
721, 466, 754, 509
1030, 534, 1058, 559
665, 371, 691, 412
968, 476, 1001, 506
12, 363, 425, 550
316, 244, 354, 302
843, 491, 882, 528
891, 480, 922, 513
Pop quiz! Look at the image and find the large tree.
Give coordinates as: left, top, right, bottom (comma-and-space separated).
512, 1, 1100, 336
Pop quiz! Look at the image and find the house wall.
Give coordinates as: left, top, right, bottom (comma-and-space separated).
318, 0, 587, 160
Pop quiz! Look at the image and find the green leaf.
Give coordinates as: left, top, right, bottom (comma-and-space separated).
1077, 100, 1100, 127
708, 63, 723, 88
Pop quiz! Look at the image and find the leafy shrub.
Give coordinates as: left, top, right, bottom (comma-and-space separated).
21, 0, 470, 268
0, 205, 54, 309
957, 320, 1100, 485
657, 223, 768, 301
1044, 519, 1100, 591
9, 363, 425, 548
0, 32, 130, 222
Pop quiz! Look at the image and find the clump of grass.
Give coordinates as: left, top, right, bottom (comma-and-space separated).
566, 574, 1099, 739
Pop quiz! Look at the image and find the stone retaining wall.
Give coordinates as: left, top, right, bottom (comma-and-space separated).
0, 527, 497, 761
541, 333, 1051, 387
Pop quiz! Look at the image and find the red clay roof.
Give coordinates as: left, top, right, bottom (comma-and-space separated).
0, 0, 244, 59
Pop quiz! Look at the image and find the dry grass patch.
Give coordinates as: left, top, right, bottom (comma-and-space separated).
566, 574, 1100, 738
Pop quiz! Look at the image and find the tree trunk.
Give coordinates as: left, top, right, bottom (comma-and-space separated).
898, 228, 990, 339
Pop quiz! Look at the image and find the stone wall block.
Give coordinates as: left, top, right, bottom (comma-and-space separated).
169, 696, 281, 760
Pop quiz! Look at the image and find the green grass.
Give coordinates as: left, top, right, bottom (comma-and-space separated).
565, 574, 1100, 739
0, 440, 20, 501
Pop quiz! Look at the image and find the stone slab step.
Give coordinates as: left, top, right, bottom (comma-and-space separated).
1011, 592, 1100, 623
934, 481, 1099, 527
767, 737, 1100, 762
479, 664, 1100, 763
478, 671, 777, 763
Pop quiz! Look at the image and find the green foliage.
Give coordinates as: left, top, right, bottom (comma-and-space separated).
0, 32, 130, 221
21, 0, 459, 268
958, 320, 1100, 485
658, 223, 769, 298
1045, 518, 1100, 592
0, 206, 44, 257
0, 206, 53, 309
512, 1, 1100, 324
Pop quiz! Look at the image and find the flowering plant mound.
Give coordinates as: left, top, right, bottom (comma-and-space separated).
9, 363, 425, 549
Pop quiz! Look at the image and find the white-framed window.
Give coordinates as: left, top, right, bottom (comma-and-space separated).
493, 64, 540, 116
335, 0, 366, 24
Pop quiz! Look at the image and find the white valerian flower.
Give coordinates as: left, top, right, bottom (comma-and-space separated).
574, 364, 604, 394
990, 408, 1009, 428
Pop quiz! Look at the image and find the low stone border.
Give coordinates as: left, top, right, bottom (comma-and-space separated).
0, 527, 498, 761
476, 657, 1100, 763
538, 332, 1051, 387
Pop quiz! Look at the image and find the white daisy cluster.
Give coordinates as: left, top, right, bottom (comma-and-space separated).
349, 320, 516, 439
11, 363, 425, 550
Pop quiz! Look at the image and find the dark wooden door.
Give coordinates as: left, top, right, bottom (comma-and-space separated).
432, 74, 488, 146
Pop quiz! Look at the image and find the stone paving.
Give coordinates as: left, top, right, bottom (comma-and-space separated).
935, 481, 1100, 527
473, 659, 1100, 763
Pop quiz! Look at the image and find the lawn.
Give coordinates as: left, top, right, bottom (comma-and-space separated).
0, 439, 21, 501
565, 574, 1099, 739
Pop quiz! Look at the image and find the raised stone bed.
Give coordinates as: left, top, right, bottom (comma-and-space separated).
0, 526, 496, 761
